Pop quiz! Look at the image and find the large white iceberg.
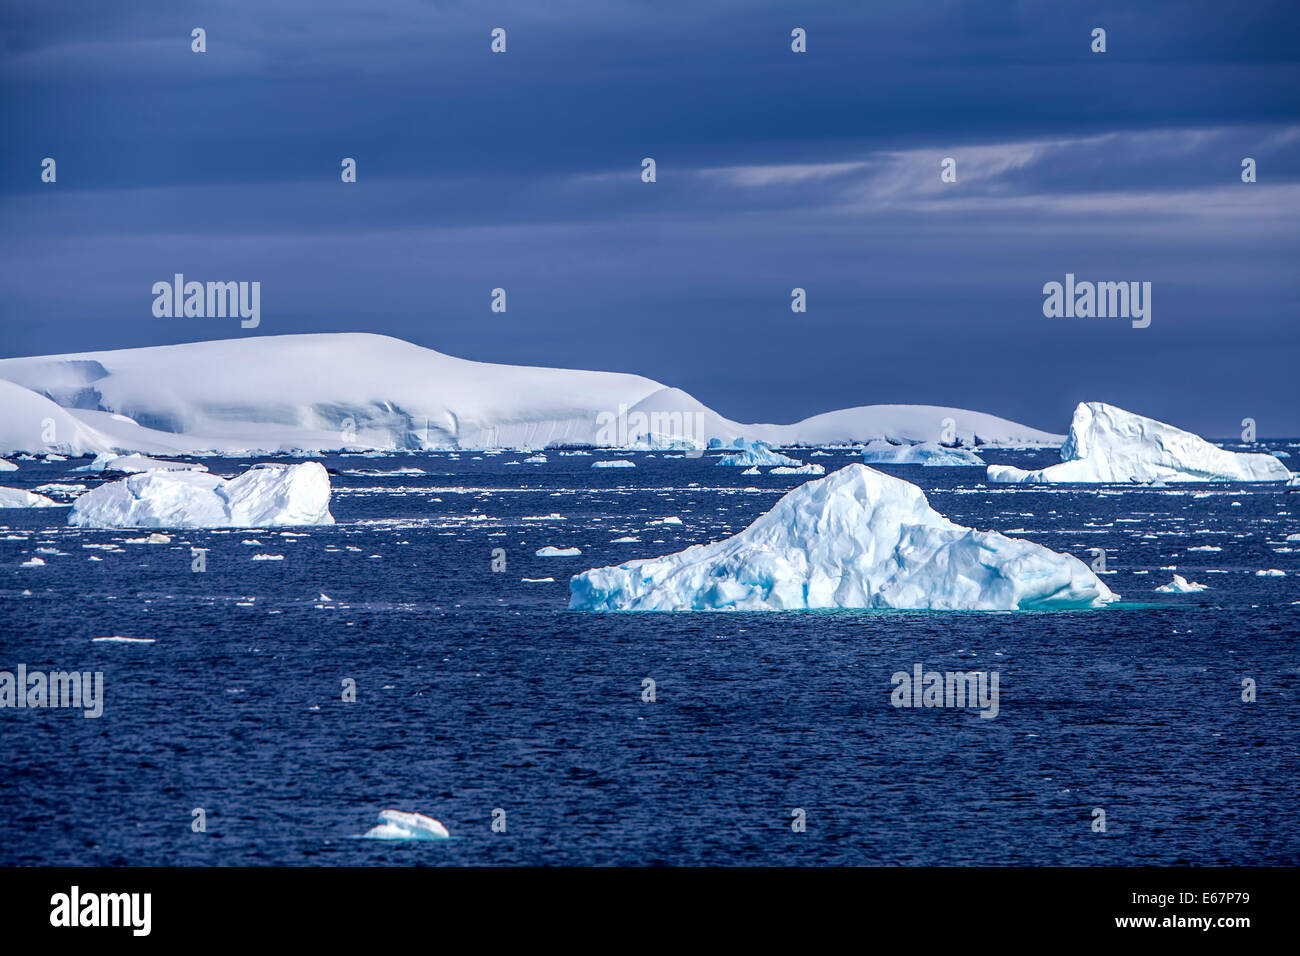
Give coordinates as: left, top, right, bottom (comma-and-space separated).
987, 402, 1291, 484
67, 462, 334, 528
861, 440, 985, 466
569, 464, 1116, 611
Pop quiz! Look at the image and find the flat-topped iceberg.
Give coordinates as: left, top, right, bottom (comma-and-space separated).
73, 453, 208, 474
861, 440, 985, 466
715, 438, 802, 468
987, 402, 1291, 484
569, 464, 1116, 611
68, 462, 334, 528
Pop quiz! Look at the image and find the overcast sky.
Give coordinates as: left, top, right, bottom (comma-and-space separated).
2, 0, 1297, 435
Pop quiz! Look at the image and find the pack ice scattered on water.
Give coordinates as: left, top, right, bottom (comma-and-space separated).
569, 464, 1117, 611
67, 462, 334, 529
862, 440, 985, 466
986, 402, 1291, 484
362, 810, 450, 841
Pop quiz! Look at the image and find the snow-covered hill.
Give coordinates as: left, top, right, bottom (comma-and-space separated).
0, 333, 1060, 455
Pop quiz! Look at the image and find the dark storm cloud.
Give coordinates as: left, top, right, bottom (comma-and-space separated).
1, 0, 1297, 434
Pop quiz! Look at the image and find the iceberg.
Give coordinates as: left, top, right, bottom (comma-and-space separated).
362, 810, 450, 841
569, 464, 1116, 611
0, 487, 58, 508
986, 402, 1291, 484
861, 440, 985, 466
769, 463, 825, 475
67, 462, 334, 529
715, 438, 802, 468
536, 545, 582, 557
72, 453, 208, 474
1154, 574, 1208, 593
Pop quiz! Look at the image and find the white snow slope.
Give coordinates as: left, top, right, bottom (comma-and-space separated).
569, 464, 1116, 611
0, 333, 1059, 455
67, 462, 334, 528
986, 402, 1291, 484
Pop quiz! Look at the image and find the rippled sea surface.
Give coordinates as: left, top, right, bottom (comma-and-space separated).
2, 447, 1298, 865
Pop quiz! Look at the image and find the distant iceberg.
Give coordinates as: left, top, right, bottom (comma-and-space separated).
569, 464, 1116, 611
769, 463, 825, 475
987, 402, 1291, 484
1155, 574, 1208, 593
73, 453, 208, 474
715, 438, 802, 468
861, 440, 985, 466
68, 462, 334, 529
362, 810, 450, 841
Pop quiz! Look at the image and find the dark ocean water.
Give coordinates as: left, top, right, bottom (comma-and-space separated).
1, 447, 1298, 866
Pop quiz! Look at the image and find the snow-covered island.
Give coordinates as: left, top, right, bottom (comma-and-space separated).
986, 402, 1291, 484
0, 333, 1060, 456
68, 462, 334, 528
569, 464, 1117, 611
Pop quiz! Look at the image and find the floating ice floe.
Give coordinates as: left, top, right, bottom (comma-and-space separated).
67, 462, 334, 529
362, 810, 450, 841
986, 402, 1291, 484
592, 459, 635, 468
1154, 574, 1208, 593
569, 464, 1117, 611
536, 546, 582, 557
123, 532, 171, 544
770, 463, 825, 476
715, 438, 802, 468
861, 440, 986, 466
0, 459, 16, 472
73, 453, 208, 474
91, 635, 156, 644
1255, 569, 1287, 577
0, 487, 58, 508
